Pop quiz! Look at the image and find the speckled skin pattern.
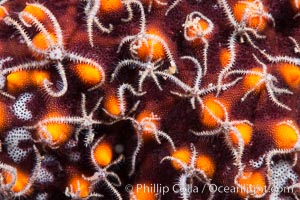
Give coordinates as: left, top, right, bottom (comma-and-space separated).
1, 0, 300, 199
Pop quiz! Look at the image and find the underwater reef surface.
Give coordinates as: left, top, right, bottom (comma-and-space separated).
0, 0, 300, 199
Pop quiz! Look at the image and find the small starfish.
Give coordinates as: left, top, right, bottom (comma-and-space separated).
81, 136, 124, 200
191, 99, 252, 170
161, 143, 215, 200
119, 0, 177, 71
25, 93, 105, 147
127, 112, 176, 176
112, 55, 171, 92
226, 55, 293, 110
162, 56, 241, 109
102, 83, 146, 123
183, 12, 214, 75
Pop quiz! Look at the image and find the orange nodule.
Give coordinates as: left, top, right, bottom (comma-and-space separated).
40, 113, 73, 145
237, 170, 266, 198
279, 63, 300, 89
69, 176, 90, 198
290, 0, 300, 12
229, 123, 253, 147
30, 70, 50, 87
22, 4, 46, 24
243, 67, 264, 93
136, 111, 160, 140
196, 154, 215, 178
219, 48, 231, 68
99, 0, 123, 13
171, 148, 191, 170
7, 71, 31, 94
73, 63, 103, 86
233, 0, 268, 31
94, 142, 113, 167
132, 183, 156, 200
136, 29, 165, 61
201, 97, 225, 128
272, 121, 299, 149
3, 169, 30, 194
32, 32, 57, 51
104, 94, 121, 116
0, 6, 8, 20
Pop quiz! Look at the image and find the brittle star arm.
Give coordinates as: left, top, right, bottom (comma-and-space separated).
4, 16, 45, 55
111, 59, 148, 82
266, 82, 292, 111
117, 83, 146, 116
2, 60, 51, 75
146, 34, 177, 70
43, 62, 68, 97
0, 163, 17, 190
216, 30, 238, 95
32, 3, 63, 46
165, 0, 182, 16
129, 129, 143, 176
218, 0, 238, 27
0, 57, 15, 99
14, 146, 42, 197
121, 0, 146, 33
85, 0, 113, 47
19, 11, 54, 47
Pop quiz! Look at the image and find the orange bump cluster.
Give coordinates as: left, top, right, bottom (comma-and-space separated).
93, 141, 113, 167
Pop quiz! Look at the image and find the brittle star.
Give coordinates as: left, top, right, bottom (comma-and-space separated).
159, 56, 241, 110
216, 0, 275, 94
118, 0, 177, 72
183, 11, 214, 75
191, 99, 252, 170
82, 0, 113, 47
111, 54, 172, 92
102, 83, 146, 123
25, 93, 105, 148
126, 112, 176, 176
0, 146, 42, 199
161, 143, 215, 200
259, 36, 300, 66
4, 3, 105, 97
81, 136, 124, 200
226, 55, 293, 110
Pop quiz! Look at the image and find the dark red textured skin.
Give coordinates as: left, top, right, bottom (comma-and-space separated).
0, 0, 300, 199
